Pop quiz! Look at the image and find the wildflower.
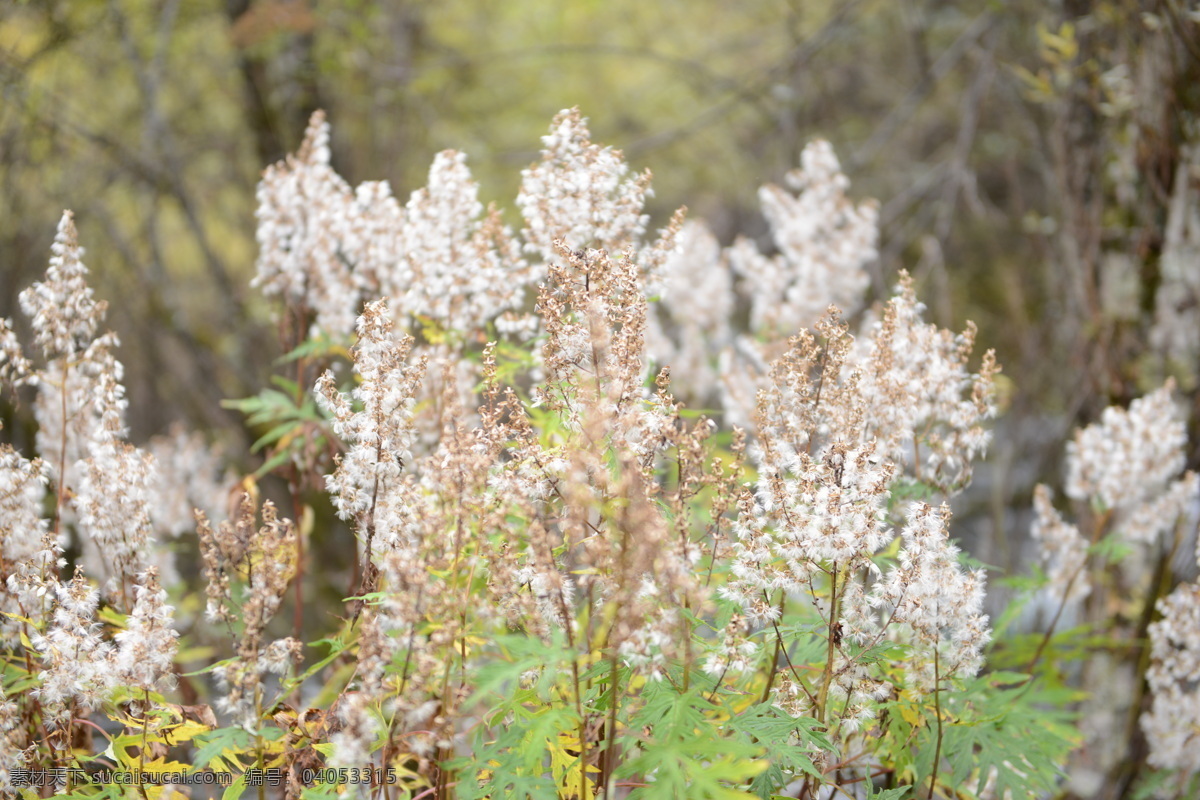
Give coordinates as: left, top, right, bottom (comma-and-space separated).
702, 616, 759, 677
1031, 485, 1090, 601
380, 150, 529, 334
196, 495, 297, 728
0, 684, 25, 793
330, 692, 376, 769
0, 318, 30, 387
112, 568, 179, 693
73, 438, 160, 603
4, 211, 169, 609
147, 425, 235, 538
32, 568, 113, 731
1065, 381, 1196, 542
3, 528, 64, 650
18, 211, 106, 361
518, 108, 651, 263
728, 140, 877, 339
254, 111, 360, 336
1142, 582, 1200, 776
857, 273, 999, 492
261, 637, 302, 675
316, 299, 428, 562
21, 214, 125, 491
872, 503, 990, 690
0, 441, 50, 646
647, 221, 733, 403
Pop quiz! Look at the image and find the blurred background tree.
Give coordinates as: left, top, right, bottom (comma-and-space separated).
2, 0, 1198, 592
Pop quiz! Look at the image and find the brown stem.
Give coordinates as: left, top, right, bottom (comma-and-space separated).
759, 592, 788, 703
1027, 508, 1112, 674
772, 616, 817, 706
816, 563, 841, 723
928, 648, 943, 800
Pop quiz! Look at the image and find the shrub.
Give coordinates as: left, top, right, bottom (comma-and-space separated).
1, 108, 1196, 800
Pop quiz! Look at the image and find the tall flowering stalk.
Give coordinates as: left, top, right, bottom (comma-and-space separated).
1024, 381, 1200, 792
196, 494, 299, 729
717, 304, 994, 799
0, 212, 221, 784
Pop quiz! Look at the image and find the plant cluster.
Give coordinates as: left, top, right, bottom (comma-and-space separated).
0, 108, 1197, 800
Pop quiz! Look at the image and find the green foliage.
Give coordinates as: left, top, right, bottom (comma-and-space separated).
931, 673, 1076, 799
223, 373, 331, 478
1090, 530, 1136, 565
727, 704, 831, 798
617, 683, 765, 800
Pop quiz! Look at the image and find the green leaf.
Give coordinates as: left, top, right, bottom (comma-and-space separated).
272, 638, 349, 706
223, 774, 248, 800
300, 786, 344, 800
843, 639, 909, 668
275, 332, 345, 365
182, 656, 236, 678
270, 374, 302, 396
887, 478, 939, 510
1090, 531, 1134, 564
729, 704, 833, 797
250, 421, 298, 454
933, 674, 1075, 799
191, 726, 255, 771
253, 447, 294, 478
617, 684, 765, 800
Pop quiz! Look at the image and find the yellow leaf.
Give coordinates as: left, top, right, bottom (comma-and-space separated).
898, 689, 927, 728
155, 720, 211, 746
548, 734, 599, 800
141, 757, 193, 774
135, 758, 197, 800
2, 610, 37, 627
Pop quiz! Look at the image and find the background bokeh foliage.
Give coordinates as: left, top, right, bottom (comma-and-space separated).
2, 0, 1199, 585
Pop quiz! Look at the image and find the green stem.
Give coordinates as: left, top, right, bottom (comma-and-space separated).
928, 648, 943, 800
602, 652, 621, 794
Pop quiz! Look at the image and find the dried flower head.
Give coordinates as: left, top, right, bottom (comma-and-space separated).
647, 221, 733, 403
254, 111, 360, 335
382, 150, 529, 334
871, 503, 991, 690
1142, 582, 1200, 776
32, 568, 113, 730
0, 443, 50, 646
1065, 381, 1196, 544
196, 494, 297, 727
0, 683, 24, 793
728, 140, 877, 339
3, 212, 169, 612
112, 567, 179, 693
1031, 484, 1090, 602
316, 299, 428, 567
147, 425, 235, 538
518, 107, 652, 262
19, 212, 107, 362
857, 272, 999, 492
